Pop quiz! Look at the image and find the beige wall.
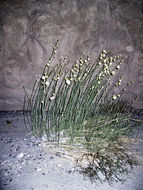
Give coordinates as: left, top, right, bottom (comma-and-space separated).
0, 0, 143, 110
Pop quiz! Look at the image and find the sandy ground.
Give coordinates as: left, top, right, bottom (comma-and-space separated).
0, 111, 143, 190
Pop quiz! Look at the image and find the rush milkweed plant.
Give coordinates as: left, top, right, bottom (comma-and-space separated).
24, 40, 142, 184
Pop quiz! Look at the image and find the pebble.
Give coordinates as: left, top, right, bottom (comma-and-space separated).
38, 154, 42, 159
0, 137, 4, 141
125, 45, 134, 52
67, 170, 73, 174
49, 156, 54, 160
6, 139, 13, 143
25, 154, 31, 160
55, 152, 61, 157
66, 167, 75, 174
17, 153, 24, 159
36, 168, 42, 171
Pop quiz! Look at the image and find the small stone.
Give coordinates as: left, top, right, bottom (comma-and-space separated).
38, 154, 42, 159
36, 168, 42, 171
9, 178, 13, 182
3, 183, 8, 186
67, 170, 72, 174
17, 153, 24, 159
4, 172, 9, 177
125, 46, 134, 52
15, 146, 20, 151
0, 137, 4, 142
55, 152, 61, 157
6, 120, 12, 124
25, 154, 31, 160
67, 168, 75, 174
6, 139, 13, 143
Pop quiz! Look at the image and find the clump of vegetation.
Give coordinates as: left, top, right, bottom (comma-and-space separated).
24, 40, 142, 184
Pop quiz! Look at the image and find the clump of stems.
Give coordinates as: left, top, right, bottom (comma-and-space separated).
24, 41, 142, 184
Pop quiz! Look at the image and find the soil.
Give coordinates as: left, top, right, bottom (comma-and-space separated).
0, 111, 143, 190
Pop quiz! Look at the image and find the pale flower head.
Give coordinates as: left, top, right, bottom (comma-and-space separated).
127, 82, 131, 85
109, 57, 113, 62
102, 50, 107, 54
50, 96, 55, 101
71, 69, 76, 74
116, 65, 120, 70
75, 64, 79, 68
106, 70, 110, 75
118, 79, 122, 83
70, 78, 74, 81
45, 81, 50, 86
111, 70, 116, 76
41, 75, 46, 80
65, 78, 71, 85
117, 82, 121, 86
102, 53, 106, 58
77, 77, 81, 81
120, 60, 124, 64
104, 63, 108, 68
98, 62, 102, 66
79, 58, 83, 64
112, 95, 117, 100
83, 120, 87, 125
87, 55, 90, 61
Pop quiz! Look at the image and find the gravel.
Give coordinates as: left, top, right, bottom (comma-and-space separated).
0, 111, 143, 190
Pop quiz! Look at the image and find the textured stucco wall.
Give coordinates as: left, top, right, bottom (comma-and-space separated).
0, 0, 143, 110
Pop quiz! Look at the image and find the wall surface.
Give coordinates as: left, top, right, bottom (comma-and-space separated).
0, 0, 143, 110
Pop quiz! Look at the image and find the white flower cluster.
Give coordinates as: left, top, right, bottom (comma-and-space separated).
112, 94, 120, 100
97, 50, 124, 78
116, 77, 123, 86
65, 56, 90, 84
53, 74, 61, 81
41, 74, 50, 87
